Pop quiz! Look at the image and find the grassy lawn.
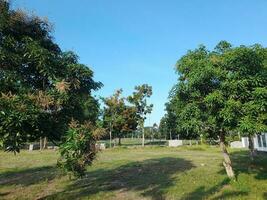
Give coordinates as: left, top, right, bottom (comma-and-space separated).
0, 146, 267, 200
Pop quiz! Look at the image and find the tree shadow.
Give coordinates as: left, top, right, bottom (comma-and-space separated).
0, 166, 59, 186
224, 150, 267, 181
182, 178, 248, 200
183, 150, 267, 200
40, 157, 195, 200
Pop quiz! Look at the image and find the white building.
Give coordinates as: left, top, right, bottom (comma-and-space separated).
254, 133, 267, 152
232, 133, 267, 152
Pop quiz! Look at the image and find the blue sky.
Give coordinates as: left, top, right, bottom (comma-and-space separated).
13, 0, 267, 125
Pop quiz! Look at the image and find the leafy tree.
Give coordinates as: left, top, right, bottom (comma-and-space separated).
128, 84, 153, 146
164, 102, 178, 139
168, 41, 267, 178
57, 120, 104, 177
159, 116, 169, 139
0, 1, 102, 176
102, 89, 138, 146
172, 43, 236, 178
218, 43, 267, 160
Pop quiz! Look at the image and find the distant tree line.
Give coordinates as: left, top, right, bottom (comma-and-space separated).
101, 85, 153, 147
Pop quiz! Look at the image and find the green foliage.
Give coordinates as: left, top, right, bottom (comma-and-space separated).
102, 89, 138, 142
102, 85, 153, 143
0, 93, 39, 152
0, 1, 102, 176
57, 120, 104, 177
165, 41, 267, 141
128, 84, 153, 129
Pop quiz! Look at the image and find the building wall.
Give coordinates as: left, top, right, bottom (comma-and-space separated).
254, 133, 267, 152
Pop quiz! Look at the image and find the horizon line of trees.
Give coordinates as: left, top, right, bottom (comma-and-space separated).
100, 85, 153, 147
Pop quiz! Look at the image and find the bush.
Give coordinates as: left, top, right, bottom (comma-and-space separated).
57, 120, 104, 177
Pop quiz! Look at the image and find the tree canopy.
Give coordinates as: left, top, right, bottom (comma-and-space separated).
102, 89, 138, 145
0, 1, 103, 176
164, 41, 267, 178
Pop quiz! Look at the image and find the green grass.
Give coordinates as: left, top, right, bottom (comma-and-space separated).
0, 146, 267, 200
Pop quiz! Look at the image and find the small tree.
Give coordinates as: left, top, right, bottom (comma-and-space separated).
128, 84, 153, 147
57, 120, 104, 178
102, 89, 138, 146
102, 89, 124, 147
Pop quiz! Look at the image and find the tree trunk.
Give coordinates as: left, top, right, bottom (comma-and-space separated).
142, 126, 145, 147
40, 137, 43, 151
109, 125, 112, 148
189, 139, 192, 146
118, 137, 121, 146
43, 137, 47, 149
219, 134, 235, 179
248, 135, 256, 161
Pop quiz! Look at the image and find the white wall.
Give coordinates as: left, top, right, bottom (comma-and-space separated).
254, 133, 267, 152
168, 140, 183, 147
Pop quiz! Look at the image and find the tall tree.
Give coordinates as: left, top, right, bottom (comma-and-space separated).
128, 84, 153, 146
0, 1, 102, 176
218, 43, 267, 160
168, 41, 267, 178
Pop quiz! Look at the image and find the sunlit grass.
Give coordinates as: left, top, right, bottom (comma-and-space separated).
0, 145, 266, 200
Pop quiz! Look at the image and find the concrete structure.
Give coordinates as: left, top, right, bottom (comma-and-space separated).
230, 141, 244, 148
168, 140, 183, 147
100, 143, 106, 150
231, 134, 267, 152
254, 133, 267, 152
241, 137, 249, 148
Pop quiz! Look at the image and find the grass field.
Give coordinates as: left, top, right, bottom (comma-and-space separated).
0, 145, 267, 200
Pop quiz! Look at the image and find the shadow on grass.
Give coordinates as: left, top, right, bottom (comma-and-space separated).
228, 150, 267, 181
0, 166, 59, 186
40, 157, 194, 200
183, 150, 267, 200
182, 178, 248, 200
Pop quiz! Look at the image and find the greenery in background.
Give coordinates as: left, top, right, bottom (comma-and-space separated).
128, 84, 153, 146
102, 89, 138, 145
102, 85, 153, 146
0, 1, 102, 176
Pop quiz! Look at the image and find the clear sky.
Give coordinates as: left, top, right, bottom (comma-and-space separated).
12, 0, 267, 126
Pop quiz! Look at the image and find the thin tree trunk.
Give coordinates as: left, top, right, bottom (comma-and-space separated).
43, 137, 47, 149
109, 122, 112, 148
142, 126, 145, 147
40, 137, 43, 151
219, 133, 235, 179
248, 135, 256, 161
118, 137, 121, 146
